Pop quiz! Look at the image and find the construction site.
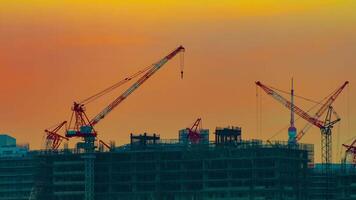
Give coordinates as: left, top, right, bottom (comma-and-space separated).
0, 46, 355, 200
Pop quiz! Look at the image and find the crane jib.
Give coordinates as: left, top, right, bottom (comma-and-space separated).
90, 48, 182, 126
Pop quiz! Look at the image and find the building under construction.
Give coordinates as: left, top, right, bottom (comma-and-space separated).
0, 131, 316, 200
1, 129, 356, 200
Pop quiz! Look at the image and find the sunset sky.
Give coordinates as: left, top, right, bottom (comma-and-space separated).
1, 0, 356, 163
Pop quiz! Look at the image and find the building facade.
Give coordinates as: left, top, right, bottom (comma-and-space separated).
2, 133, 356, 200
30, 140, 312, 200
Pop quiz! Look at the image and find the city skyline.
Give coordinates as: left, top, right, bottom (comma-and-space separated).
1, 0, 356, 163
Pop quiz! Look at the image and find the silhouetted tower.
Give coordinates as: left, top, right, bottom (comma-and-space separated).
288, 78, 297, 144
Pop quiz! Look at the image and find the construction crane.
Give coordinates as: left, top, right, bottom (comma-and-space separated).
256, 81, 348, 166
44, 121, 68, 150
65, 45, 185, 149
187, 118, 202, 144
343, 139, 356, 166
62, 46, 184, 200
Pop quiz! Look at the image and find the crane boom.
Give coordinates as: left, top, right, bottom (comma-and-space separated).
343, 139, 356, 152
313, 81, 349, 119
187, 118, 202, 144
45, 121, 68, 150
296, 81, 348, 140
90, 46, 185, 126
190, 118, 202, 133
66, 46, 185, 139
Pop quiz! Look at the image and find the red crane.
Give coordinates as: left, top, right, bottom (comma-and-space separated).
187, 118, 202, 144
343, 139, 356, 165
64, 46, 185, 152
44, 121, 68, 150
44, 46, 185, 200
256, 81, 348, 165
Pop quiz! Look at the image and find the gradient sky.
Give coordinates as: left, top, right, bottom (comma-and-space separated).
1, 0, 356, 163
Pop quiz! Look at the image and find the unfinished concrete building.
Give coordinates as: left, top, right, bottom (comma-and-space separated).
1, 131, 356, 200
30, 138, 312, 200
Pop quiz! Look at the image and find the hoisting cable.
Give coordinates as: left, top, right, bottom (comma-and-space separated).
347, 84, 351, 139
267, 88, 339, 141
79, 64, 154, 105
267, 84, 322, 104
181, 51, 184, 79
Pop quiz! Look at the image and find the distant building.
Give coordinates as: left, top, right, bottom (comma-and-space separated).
0, 134, 34, 200
0, 134, 29, 157
0, 134, 16, 147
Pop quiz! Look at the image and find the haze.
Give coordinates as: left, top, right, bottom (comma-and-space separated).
1, 0, 356, 163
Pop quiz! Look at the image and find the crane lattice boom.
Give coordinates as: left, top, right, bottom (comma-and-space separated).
90, 46, 185, 126
296, 81, 348, 140
44, 121, 68, 150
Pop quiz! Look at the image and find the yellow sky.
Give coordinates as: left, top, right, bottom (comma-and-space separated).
1, 0, 356, 163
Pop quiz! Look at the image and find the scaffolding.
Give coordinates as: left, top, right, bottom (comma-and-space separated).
215, 126, 242, 145
36, 140, 312, 200
2, 140, 356, 200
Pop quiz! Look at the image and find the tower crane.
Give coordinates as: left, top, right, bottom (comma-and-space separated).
256, 81, 348, 166
60, 46, 184, 200
65, 46, 185, 151
187, 118, 202, 144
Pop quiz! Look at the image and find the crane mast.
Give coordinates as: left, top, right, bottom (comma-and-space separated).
288, 78, 297, 144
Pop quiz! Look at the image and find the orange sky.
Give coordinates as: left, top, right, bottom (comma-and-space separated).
1, 0, 356, 163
